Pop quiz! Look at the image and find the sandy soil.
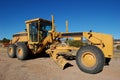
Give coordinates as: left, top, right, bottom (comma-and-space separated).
0, 47, 120, 80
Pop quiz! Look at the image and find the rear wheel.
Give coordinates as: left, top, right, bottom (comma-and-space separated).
7, 44, 16, 58
76, 45, 105, 74
16, 44, 28, 60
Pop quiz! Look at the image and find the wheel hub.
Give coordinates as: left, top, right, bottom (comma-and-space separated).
81, 52, 96, 67
9, 47, 13, 55
18, 48, 23, 57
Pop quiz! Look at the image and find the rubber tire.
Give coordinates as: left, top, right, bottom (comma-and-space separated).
7, 44, 16, 58
76, 45, 105, 74
16, 44, 28, 60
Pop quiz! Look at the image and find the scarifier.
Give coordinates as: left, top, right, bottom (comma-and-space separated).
7, 15, 113, 74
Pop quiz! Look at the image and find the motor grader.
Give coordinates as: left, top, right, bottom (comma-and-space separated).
7, 15, 113, 74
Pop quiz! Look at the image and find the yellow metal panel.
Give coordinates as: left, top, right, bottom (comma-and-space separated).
18, 36, 28, 42
12, 32, 28, 44
83, 32, 113, 58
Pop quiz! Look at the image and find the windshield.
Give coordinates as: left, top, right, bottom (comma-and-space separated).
41, 25, 52, 31
40, 21, 52, 31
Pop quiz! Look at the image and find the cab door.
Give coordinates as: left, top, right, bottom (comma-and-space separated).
27, 22, 39, 44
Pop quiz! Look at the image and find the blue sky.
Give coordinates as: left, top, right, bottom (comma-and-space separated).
0, 0, 120, 39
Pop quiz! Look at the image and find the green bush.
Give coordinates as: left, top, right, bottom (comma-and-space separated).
66, 40, 84, 47
116, 45, 120, 50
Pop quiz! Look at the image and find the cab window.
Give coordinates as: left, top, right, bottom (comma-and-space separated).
29, 22, 38, 42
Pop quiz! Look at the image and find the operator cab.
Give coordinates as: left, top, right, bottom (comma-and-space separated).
25, 18, 52, 44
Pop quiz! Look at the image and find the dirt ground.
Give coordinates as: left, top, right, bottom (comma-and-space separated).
0, 47, 120, 80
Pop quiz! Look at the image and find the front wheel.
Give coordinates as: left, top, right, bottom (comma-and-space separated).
76, 45, 105, 74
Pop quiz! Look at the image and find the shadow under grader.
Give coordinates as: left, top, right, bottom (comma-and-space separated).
63, 63, 73, 70
28, 50, 76, 61
28, 48, 50, 59
28, 52, 50, 60
60, 54, 76, 61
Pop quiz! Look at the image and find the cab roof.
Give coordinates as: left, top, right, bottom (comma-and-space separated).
25, 18, 52, 24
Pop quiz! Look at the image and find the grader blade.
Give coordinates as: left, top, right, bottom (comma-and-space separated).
46, 49, 70, 69
51, 54, 68, 69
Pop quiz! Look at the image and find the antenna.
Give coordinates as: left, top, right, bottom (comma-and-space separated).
66, 20, 68, 33
66, 20, 69, 42
51, 15, 55, 32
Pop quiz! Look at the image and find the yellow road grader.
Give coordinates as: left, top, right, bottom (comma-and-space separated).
7, 15, 113, 74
